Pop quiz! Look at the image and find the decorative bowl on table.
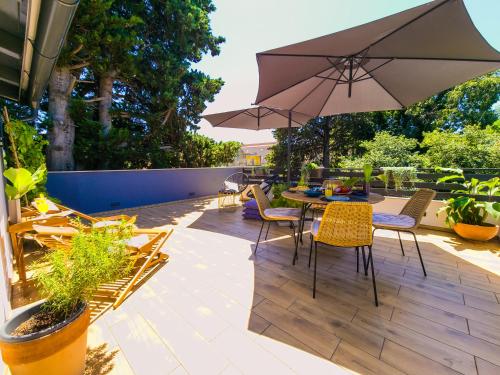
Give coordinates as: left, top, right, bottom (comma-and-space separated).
304, 188, 322, 197
333, 186, 352, 195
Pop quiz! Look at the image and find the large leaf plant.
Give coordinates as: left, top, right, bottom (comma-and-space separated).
436, 167, 500, 227
4, 165, 46, 200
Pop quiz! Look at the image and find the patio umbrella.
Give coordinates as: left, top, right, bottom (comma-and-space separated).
203, 107, 311, 182
254, 0, 500, 116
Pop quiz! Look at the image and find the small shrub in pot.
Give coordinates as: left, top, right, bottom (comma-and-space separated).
0, 222, 133, 374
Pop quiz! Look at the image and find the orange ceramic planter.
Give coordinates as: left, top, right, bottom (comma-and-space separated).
453, 223, 499, 241
0, 302, 90, 375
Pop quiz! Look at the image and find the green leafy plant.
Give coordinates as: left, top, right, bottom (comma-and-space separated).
270, 183, 300, 208
363, 164, 373, 184
4, 165, 46, 200
436, 167, 500, 227
298, 162, 319, 186
381, 167, 417, 191
36, 223, 133, 318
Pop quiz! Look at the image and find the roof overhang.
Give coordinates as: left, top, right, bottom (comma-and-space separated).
0, 0, 79, 108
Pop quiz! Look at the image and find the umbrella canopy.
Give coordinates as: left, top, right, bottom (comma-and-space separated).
203, 106, 311, 130
254, 0, 500, 116
203, 107, 311, 183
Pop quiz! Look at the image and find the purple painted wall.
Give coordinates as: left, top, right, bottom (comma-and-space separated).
47, 167, 241, 213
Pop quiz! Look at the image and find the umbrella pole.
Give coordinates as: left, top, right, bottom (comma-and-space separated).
287, 111, 291, 184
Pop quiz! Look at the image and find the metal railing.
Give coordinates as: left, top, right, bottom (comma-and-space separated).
242, 167, 500, 202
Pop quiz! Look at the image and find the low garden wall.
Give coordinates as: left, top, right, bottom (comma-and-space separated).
47, 167, 241, 213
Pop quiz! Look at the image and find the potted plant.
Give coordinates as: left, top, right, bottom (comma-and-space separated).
362, 164, 373, 194
298, 162, 319, 187
0, 224, 132, 374
4, 165, 46, 223
437, 168, 500, 241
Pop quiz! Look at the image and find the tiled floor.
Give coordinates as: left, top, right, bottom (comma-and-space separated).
55, 198, 500, 374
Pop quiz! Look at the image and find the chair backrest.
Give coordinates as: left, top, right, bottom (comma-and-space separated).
251, 185, 271, 219
316, 202, 372, 247
225, 172, 249, 193
399, 188, 436, 226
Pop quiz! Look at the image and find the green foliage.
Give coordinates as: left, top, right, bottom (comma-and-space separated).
177, 133, 240, 168
270, 183, 300, 208
363, 164, 373, 183
4, 165, 46, 200
298, 162, 319, 186
4, 120, 47, 172
37, 224, 133, 318
437, 169, 500, 227
420, 125, 500, 168
341, 132, 421, 168
381, 167, 417, 191
3, 119, 48, 197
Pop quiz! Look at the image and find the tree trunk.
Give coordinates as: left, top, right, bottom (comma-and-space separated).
322, 117, 331, 169
47, 67, 75, 171
99, 71, 115, 135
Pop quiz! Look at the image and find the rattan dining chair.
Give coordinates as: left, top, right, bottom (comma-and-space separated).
372, 188, 436, 276
309, 202, 378, 305
251, 185, 301, 262
218, 172, 249, 208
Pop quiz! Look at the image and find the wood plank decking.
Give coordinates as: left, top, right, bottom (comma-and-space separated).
15, 197, 500, 374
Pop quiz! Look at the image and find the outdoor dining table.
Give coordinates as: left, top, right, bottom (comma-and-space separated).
281, 190, 385, 262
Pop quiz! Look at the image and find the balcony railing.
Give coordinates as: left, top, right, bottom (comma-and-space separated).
243, 167, 500, 202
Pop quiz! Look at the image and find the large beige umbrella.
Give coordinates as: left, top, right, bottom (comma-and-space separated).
254, 0, 500, 116
203, 107, 311, 182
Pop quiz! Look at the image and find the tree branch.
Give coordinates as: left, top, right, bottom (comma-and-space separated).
69, 62, 90, 70
83, 97, 105, 103
70, 44, 84, 56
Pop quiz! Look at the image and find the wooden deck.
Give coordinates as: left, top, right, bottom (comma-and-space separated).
24, 197, 500, 374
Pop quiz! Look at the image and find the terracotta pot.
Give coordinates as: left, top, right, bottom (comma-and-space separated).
0, 301, 90, 375
453, 223, 499, 241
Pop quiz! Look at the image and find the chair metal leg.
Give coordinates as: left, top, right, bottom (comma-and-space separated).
361, 246, 368, 276
308, 233, 313, 268
397, 231, 405, 256
254, 220, 265, 255
264, 221, 271, 240
313, 241, 318, 298
368, 245, 378, 306
291, 221, 299, 265
356, 247, 359, 273
410, 231, 427, 277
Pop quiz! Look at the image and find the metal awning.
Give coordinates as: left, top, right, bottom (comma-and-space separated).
0, 0, 79, 108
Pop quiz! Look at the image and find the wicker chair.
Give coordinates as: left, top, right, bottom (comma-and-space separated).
309, 202, 378, 305
218, 172, 249, 208
251, 185, 301, 262
372, 188, 436, 276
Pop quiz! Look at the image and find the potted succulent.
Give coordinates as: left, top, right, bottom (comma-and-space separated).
4, 165, 46, 223
0, 224, 132, 374
437, 168, 500, 241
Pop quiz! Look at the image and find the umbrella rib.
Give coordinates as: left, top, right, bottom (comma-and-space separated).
265, 108, 308, 126
210, 109, 247, 127
316, 65, 346, 117
258, 54, 500, 63
359, 0, 452, 56
290, 63, 339, 112
355, 58, 394, 80
369, 74, 405, 108
255, 57, 344, 105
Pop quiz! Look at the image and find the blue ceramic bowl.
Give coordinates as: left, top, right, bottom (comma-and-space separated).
304, 189, 322, 197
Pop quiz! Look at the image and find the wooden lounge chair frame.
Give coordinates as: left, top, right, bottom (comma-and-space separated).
31, 224, 173, 308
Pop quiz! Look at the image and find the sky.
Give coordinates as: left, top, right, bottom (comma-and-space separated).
194, 0, 500, 144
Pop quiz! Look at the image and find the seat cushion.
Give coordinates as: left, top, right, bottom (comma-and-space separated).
373, 213, 415, 228
263, 208, 301, 221
310, 219, 321, 237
